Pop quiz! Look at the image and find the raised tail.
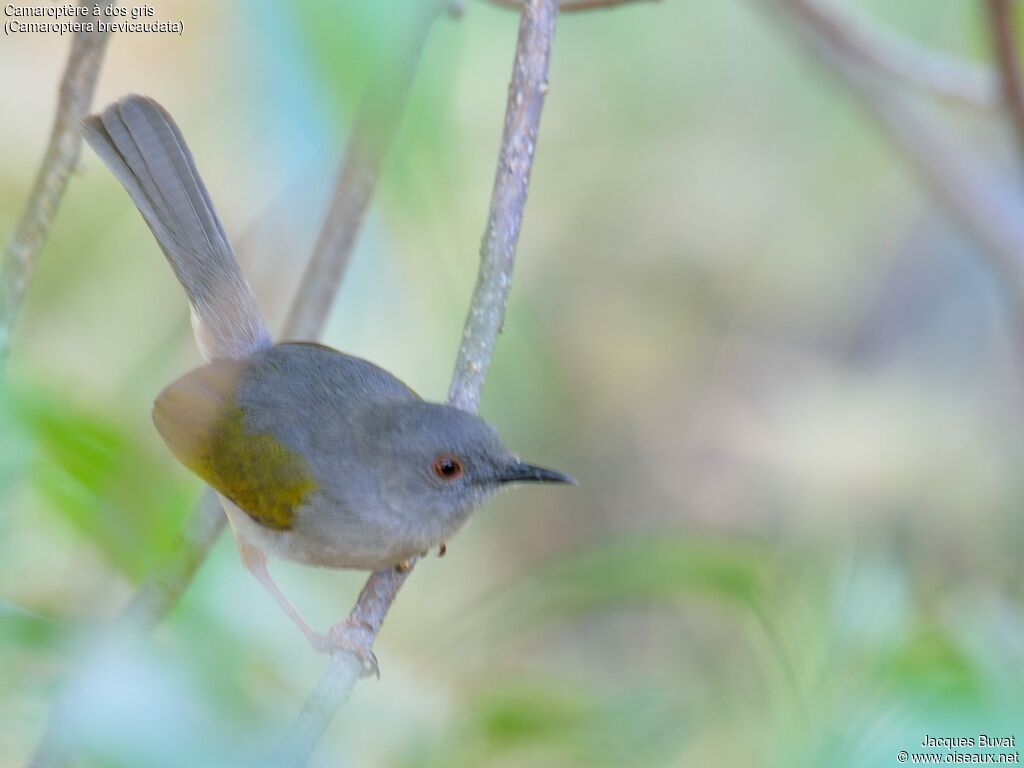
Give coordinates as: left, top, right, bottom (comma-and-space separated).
82, 95, 271, 361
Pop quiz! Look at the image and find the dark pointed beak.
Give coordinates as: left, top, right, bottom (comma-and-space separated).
496, 461, 578, 486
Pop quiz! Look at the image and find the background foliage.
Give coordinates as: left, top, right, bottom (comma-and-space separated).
2, 1, 1024, 765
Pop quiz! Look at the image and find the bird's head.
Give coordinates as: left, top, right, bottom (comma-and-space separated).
353, 400, 575, 532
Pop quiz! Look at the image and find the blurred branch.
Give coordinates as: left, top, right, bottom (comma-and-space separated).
0, 0, 114, 367
113, 491, 225, 630
484, 0, 654, 12
768, 0, 997, 109
283, 2, 440, 339
273, 0, 558, 764
29, 503, 220, 768
760, 0, 1024, 321
986, 0, 1024, 171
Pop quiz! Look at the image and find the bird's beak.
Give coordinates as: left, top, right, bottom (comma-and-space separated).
496, 461, 577, 486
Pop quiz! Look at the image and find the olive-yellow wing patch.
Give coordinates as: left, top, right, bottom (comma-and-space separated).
152, 359, 317, 530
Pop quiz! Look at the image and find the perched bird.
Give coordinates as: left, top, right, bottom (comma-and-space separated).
82, 95, 573, 670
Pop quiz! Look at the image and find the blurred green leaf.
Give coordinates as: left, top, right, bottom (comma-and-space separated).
474, 683, 596, 747
8, 384, 194, 580
405, 679, 683, 768
286, 0, 459, 214
287, 0, 393, 118
0, 599, 72, 653
875, 625, 983, 705
515, 535, 776, 622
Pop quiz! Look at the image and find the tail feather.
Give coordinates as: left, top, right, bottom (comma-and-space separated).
82, 95, 271, 361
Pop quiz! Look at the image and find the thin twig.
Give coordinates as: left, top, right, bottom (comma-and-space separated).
484, 0, 653, 12
0, 0, 115, 366
763, 0, 997, 110
760, 0, 1024, 329
283, 2, 442, 339
268, 566, 412, 766
986, 0, 1024, 173
273, 1, 558, 764
26, 8, 445, 768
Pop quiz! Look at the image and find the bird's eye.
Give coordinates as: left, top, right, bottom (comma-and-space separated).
432, 454, 463, 481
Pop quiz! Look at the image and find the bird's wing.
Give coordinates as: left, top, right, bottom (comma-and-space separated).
152, 357, 317, 530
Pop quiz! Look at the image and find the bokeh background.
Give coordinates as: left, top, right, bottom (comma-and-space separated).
3, 1, 1024, 766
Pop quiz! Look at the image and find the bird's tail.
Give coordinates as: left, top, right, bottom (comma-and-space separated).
82, 95, 271, 361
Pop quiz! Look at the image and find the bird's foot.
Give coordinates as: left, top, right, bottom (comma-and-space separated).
313, 618, 380, 679
438, 542, 447, 558
395, 559, 413, 573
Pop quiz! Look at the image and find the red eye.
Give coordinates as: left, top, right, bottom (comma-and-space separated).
432, 454, 463, 480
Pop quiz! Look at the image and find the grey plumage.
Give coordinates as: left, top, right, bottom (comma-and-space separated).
81, 95, 269, 361
153, 341, 525, 569
82, 95, 574, 657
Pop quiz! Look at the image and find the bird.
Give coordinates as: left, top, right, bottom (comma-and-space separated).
81, 95, 574, 673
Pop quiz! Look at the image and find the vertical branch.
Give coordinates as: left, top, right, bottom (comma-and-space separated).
273, 1, 558, 765
0, 0, 115, 365
448, 0, 557, 412
986, 0, 1024, 170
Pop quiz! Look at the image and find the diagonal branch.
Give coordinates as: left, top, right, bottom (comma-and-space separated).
448, 1, 556, 411
758, 0, 1024, 331
26, 7, 447, 768
0, 0, 115, 366
986, 0, 1024, 172
283, 2, 447, 339
272, 1, 559, 764
763, 0, 997, 110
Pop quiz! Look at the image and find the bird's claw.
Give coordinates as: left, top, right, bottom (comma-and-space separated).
312, 618, 380, 679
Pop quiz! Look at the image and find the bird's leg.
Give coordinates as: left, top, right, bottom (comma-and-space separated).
325, 617, 380, 679
235, 537, 328, 652
234, 536, 380, 677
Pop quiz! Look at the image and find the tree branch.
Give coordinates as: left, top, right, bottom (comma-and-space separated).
0, 0, 115, 366
764, 0, 997, 110
273, 1, 559, 764
483, 0, 653, 12
283, 2, 443, 340
986, 0, 1024, 172
759, 0, 1024, 328
26, 6, 446, 767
